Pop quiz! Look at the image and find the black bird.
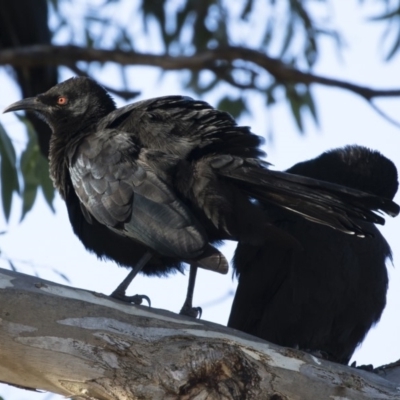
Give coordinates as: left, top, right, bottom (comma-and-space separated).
3, 78, 398, 316
229, 146, 397, 364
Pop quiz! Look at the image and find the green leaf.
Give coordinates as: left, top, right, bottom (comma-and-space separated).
8, 260, 17, 272
241, 0, 254, 20
21, 183, 38, 220
290, 101, 303, 132
385, 27, 400, 61
217, 97, 247, 119
52, 268, 71, 283
262, 18, 274, 48
368, 7, 400, 22
20, 137, 55, 221
84, 27, 94, 48
285, 85, 304, 132
303, 86, 319, 126
20, 138, 39, 221
174, 3, 192, 42
265, 81, 279, 106
305, 37, 318, 67
280, 19, 294, 58
16, 115, 55, 218
0, 154, 19, 221
0, 123, 19, 221
141, 0, 169, 44
0, 122, 17, 165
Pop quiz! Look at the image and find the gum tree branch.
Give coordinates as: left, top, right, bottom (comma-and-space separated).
0, 267, 399, 399
1, 45, 400, 101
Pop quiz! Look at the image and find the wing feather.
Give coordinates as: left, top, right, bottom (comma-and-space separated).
69, 130, 208, 259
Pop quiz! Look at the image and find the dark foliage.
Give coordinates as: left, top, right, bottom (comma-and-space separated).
0, 0, 57, 220
0, 0, 57, 157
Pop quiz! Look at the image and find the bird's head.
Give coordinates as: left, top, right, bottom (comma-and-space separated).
3, 77, 116, 134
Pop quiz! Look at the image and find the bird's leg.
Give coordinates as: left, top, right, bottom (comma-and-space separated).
110, 251, 153, 306
180, 263, 202, 318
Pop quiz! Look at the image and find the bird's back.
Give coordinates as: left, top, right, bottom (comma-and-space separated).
102, 96, 265, 160
229, 146, 396, 364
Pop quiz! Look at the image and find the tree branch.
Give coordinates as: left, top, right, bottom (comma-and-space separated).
0, 267, 399, 399
1, 45, 400, 101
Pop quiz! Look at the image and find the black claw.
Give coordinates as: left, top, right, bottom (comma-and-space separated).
110, 291, 151, 307
353, 363, 374, 372
180, 305, 202, 318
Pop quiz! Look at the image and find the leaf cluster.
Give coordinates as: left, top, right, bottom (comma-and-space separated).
0, 118, 54, 222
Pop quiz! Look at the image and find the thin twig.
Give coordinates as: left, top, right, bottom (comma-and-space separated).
367, 100, 400, 129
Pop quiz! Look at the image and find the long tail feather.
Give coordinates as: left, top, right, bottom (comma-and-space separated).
212, 156, 399, 236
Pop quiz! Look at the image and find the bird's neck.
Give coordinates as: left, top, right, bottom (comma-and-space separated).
48, 129, 88, 199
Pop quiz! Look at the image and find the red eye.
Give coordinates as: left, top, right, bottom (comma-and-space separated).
57, 96, 68, 105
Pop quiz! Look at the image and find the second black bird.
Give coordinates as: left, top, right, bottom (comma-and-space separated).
229, 146, 397, 364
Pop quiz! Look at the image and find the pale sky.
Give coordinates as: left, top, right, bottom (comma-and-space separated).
0, 1, 400, 398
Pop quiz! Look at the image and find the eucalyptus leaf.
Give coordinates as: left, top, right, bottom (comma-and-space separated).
0, 124, 19, 221
303, 87, 319, 126
0, 122, 17, 165
217, 97, 247, 119
0, 154, 19, 221
15, 115, 55, 217
285, 85, 304, 133
385, 27, 400, 61
20, 136, 55, 220
8, 260, 17, 272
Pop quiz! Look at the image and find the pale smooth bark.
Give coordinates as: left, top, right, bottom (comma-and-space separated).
0, 267, 399, 400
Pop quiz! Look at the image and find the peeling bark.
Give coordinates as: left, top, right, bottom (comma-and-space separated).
0, 267, 399, 400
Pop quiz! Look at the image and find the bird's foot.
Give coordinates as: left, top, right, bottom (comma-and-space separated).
180, 303, 202, 318
350, 361, 374, 371
110, 290, 151, 307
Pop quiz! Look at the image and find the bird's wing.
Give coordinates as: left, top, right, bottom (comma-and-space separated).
98, 96, 264, 160
69, 130, 208, 260
98, 96, 203, 158
206, 155, 399, 236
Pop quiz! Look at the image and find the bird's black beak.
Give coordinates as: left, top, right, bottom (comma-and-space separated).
3, 97, 47, 114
